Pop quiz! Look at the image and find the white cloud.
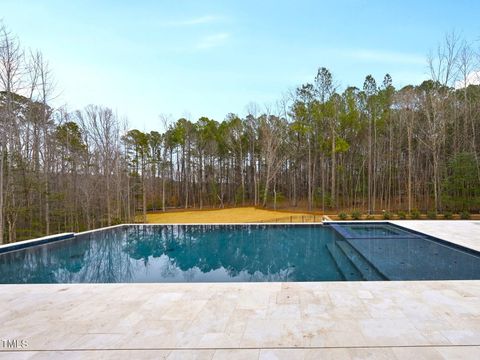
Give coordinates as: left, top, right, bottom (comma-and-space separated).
164, 15, 221, 27
455, 70, 480, 89
196, 33, 230, 50
335, 49, 425, 65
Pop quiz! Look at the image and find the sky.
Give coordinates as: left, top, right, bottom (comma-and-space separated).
2, 0, 480, 130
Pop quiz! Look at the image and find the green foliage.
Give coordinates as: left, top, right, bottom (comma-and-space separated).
123, 129, 150, 165
338, 212, 348, 220
427, 211, 437, 220
315, 67, 333, 102
55, 122, 86, 149
363, 75, 377, 96
382, 211, 392, 220
443, 211, 453, 220
442, 153, 480, 212
259, 187, 286, 207
314, 189, 331, 208
273, 191, 286, 206
397, 211, 407, 220
351, 210, 362, 220
148, 131, 163, 161
410, 210, 421, 219
234, 188, 245, 205
460, 211, 471, 220
334, 137, 350, 153
111, 217, 122, 225
209, 182, 219, 206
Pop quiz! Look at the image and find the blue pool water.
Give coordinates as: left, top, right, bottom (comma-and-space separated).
0, 224, 479, 283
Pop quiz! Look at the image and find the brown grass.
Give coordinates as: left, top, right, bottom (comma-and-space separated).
144, 207, 316, 224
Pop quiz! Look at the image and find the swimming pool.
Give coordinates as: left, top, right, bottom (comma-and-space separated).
0, 223, 479, 283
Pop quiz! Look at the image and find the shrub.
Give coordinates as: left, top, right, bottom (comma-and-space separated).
410, 210, 421, 219
443, 211, 453, 220
427, 211, 437, 219
397, 211, 407, 220
338, 212, 348, 220
111, 217, 122, 225
382, 211, 392, 220
460, 210, 471, 220
351, 210, 362, 220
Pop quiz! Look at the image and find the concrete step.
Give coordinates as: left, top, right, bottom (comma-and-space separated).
336, 241, 387, 280
326, 243, 364, 281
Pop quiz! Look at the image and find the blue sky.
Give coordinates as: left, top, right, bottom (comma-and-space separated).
2, 0, 479, 130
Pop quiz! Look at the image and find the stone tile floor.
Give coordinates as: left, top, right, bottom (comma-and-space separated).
390, 220, 480, 253
0, 281, 479, 359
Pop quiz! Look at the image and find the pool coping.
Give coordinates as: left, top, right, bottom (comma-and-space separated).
0, 233, 75, 254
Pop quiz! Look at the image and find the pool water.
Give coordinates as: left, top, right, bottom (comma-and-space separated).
0, 224, 479, 283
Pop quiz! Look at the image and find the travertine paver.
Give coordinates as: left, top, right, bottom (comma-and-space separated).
2, 347, 480, 359
391, 220, 480, 252
0, 281, 479, 358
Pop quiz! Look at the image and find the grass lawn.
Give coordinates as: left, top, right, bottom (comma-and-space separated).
143, 206, 318, 223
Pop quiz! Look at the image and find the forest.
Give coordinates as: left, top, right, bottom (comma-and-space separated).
1, 24, 480, 243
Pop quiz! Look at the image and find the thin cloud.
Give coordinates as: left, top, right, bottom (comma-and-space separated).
334, 49, 425, 65
196, 33, 230, 50
164, 15, 222, 27
389, 70, 428, 87
455, 70, 480, 89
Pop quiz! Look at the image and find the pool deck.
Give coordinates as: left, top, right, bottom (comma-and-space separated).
0, 221, 479, 359
390, 220, 480, 253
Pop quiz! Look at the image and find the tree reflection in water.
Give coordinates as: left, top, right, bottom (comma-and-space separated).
0, 225, 344, 283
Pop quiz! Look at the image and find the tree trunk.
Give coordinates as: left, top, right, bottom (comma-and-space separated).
0, 145, 3, 244
331, 123, 336, 210
407, 115, 413, 213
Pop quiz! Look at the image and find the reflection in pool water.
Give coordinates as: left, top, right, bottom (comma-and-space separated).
2, 224, 479, 283
0, 225, 345, 283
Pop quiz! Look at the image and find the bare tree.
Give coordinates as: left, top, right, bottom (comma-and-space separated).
260, 111, 286, 208
456, 40, 480, 179
428, 31, 461, 88
422, 32, 462, 212
78, 105, 120, 226
0, 24, 24, 242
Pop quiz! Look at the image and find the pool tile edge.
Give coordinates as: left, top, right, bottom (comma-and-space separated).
0, 233, 75, 254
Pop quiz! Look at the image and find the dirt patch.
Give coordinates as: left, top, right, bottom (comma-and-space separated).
144, 207, 318, 223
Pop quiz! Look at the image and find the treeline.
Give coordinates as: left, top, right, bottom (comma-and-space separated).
1, 26, 480, 243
